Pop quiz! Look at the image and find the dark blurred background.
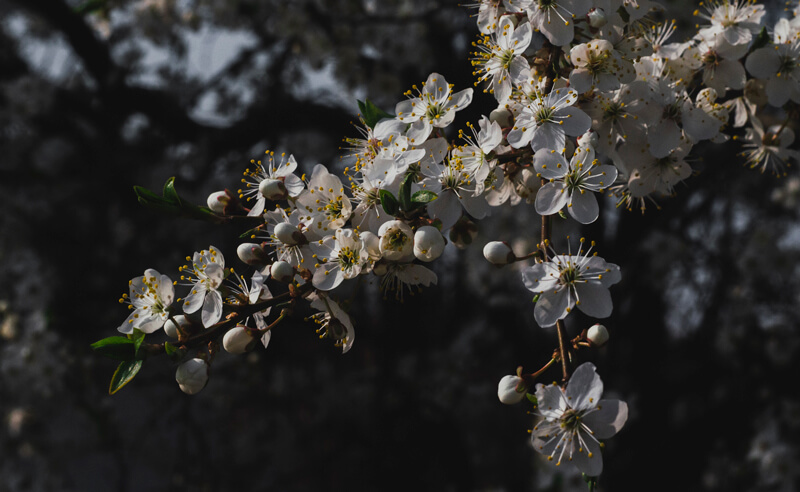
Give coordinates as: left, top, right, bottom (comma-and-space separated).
1, 0, 799, 491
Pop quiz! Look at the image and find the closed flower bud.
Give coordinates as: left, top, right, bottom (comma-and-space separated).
164, 314, 190, 339
497, 375, 527, 404
360, 231, 382, 261
258, 178, 288, 201
483, 241, 516, 266
207, 191, 231, 214
413, 226, 445, 262
273, 222, 304, 246
577, 130, 599, 149
372, 261, 388, 276
378, 220, 414, 261
490, 107, 512, 127
270, 260, 294, 283
222, 325, 256, 354
587, 323, 609, 346
586, 7, 607, 28
175, 358, 209, 395
237, 242, 269, 266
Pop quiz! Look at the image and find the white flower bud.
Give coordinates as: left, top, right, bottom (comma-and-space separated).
497, 375, 527, 405
237, 243, 268, 266
378, 220, 414, 261
258, 178, 288, 201
360, 231, 382, 261
175, 358, 209, 395
206, 191, 230, 214
586, 7, 607, 28
483, 241, 515, 266
273, 222, 302, 245
372, 262, 388, 276
577, 130, 599, 149
164, 315, 190, 339
490, 107, 512, 127
587, 323, 610, 346
413, 226, 445, 262
270, 260, 295, 283
222, 325, 255, 354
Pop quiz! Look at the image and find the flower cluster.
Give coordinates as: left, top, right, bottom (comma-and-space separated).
97, 0, 800, 482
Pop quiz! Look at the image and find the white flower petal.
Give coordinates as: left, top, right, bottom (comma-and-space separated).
565, 362, 603, 411
568, 190, 599, 224
534, 288, 572, 327
201, 290, 223, 328
574, 282, 613, 318
583, 399, 628, 439
536, 182, 570, 216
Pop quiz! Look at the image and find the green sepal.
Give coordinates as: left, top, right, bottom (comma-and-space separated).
162, 177, 181, 205
164, 342, 185, 362
129, 328, 146, 359
411, 190, 437, 205
616, 5, 630, 24
73, 0, 106, 15
750, 27, 770, 52
357, 99, 394, 129
134, 177, 222, 223
532, 294, 540, 303
380, 190, 399, 216
558, 210, 567, 220
108, 360, 143, 395
398, 173, 414, 212
526, 393, 538, 405
582, 474, 598, 491
91, 336, 135, 361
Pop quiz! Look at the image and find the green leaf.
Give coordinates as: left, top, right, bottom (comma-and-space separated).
411, 190, 437, 204
357, 99, 394, 129
380, 190, 399, 216
526, 393, 538, 405
398, 173, 414, 212
130, 328, 146, 359
162, 177, 181, 205
91, 336, 135, 361
164, 342, 185, 362
750, 26, 770, 52
109, 360, 143, 395
532, 294, 540, 303
73, 0, 106, 15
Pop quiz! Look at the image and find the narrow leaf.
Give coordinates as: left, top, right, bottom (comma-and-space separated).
91, 336, 135, 361
162, 177, 181, 205
411, 190, 437, 204
380, 190, 399, 216
398, 173, 414, 212
357, 99, 394, 129
109, 360, 143, 395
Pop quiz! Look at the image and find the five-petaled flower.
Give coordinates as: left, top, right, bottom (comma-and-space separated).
521, 239, 620, 327
531, 362, 628, 476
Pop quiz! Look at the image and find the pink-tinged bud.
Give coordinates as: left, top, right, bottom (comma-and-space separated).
577, 130, 599, 148
164, 315, 190, 338
207, 191, 231, 214
237, 243, 269, 266
270, 260, 294, 283
586, 8, 607, 28
222, 325, 256, 354
483, 241, 516, 266
587, 323, 610, 346
497, 375, 527, 404
413, 226, 445, 262
258, 178, 288, 201
273, 222, 304, 246
175, 358, 209, 395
